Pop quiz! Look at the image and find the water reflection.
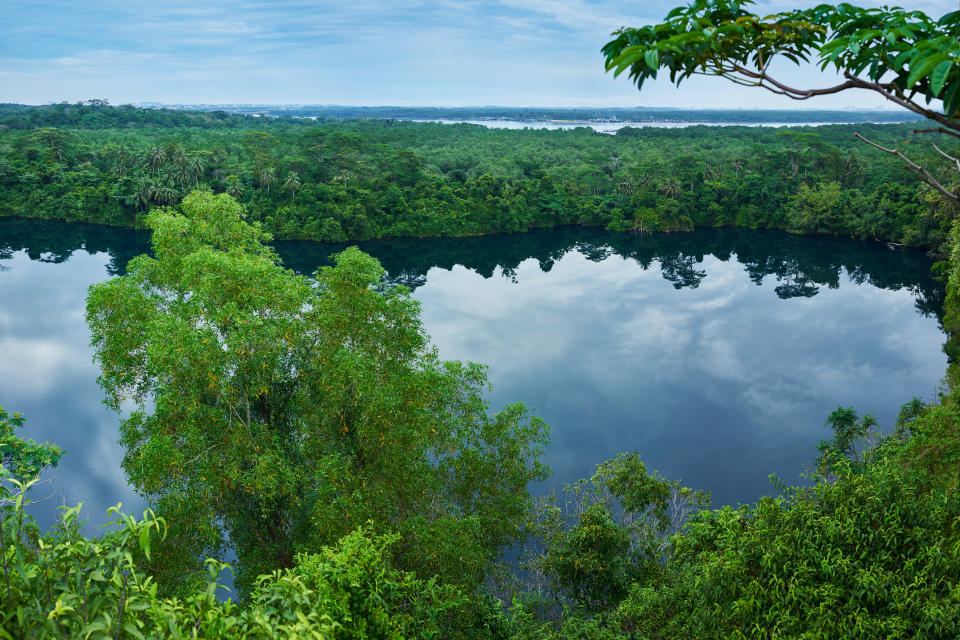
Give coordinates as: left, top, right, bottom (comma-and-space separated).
0, 218, 947, 528
276, 227, 944, 317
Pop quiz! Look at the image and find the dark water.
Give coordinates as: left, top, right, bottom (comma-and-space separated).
0, 218, 947, 531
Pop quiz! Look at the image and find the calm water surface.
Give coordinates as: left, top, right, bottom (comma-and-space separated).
407, 119, 909, 133
0, 219, 947, 531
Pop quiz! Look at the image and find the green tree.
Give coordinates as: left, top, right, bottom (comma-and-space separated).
603, 0, 960, 200
0, 406, 62, 483
528, 453, 709, 613
86, 190, 549, 593
282, 170, 301, 200
256, 166, 275, 193
23, 127, 75, 161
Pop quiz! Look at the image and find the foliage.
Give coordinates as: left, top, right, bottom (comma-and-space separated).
0, 490, 470, 639
815, 405, 878, 475
0, 405, 62, 483
603, 0, 960, 126
500, 397, 960, 639
521, 453, 709, 614
0, 104, 954, 252
85, 190, 549, 594
603, 0, 960, 204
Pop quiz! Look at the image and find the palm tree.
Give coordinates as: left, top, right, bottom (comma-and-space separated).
226, 175, 244, 199
156, 183, 180, 205
657, 177, 682, 198
257, 167, 275, 193
283, 171, 301, 200
186, 154, 205, 185
131, 178, 153, 211
145, 146, 165, 175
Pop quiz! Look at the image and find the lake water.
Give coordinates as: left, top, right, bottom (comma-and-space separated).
407, 119, 910, 133
0, 218, 947, 531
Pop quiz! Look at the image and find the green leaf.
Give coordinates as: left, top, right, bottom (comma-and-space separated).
942, 81, 960, 116
644, 48, 659, 70
930, 60, 953, 96
139, 526, 151, 561
907, 52, 950, 89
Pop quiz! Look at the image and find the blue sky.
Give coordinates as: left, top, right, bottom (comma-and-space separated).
2, 0, 956, 108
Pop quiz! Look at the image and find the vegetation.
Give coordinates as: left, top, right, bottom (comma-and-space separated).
603, 0, 960, 200
85, 190, 548, 596
5, 382, 960, 638
4, 0, 960, 637
0, 103, 955, 251
0, 481, 473, 639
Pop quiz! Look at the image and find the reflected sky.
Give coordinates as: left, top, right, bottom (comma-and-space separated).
0, 247, 144, 532
0, 219, 947, 530
412, 251, 944, 504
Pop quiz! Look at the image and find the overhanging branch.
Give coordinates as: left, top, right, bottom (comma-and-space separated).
711, 62, 960, 135
854, 132, 958, 201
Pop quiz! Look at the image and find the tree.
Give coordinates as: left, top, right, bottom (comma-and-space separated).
144, 146, 165, 175
130, 177, 153, 211
23, 127, 74, 161
603, 0, 960, 199
256, 166, 275, 193
282, 170, 301, 199
86, 190, 549, 593
526, 453, 709, 612
0, 406, 62, 483
225, 174, 244, 199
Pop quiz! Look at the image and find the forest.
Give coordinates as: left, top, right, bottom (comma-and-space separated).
0, 102, 955, 254
4, 0, 960, 637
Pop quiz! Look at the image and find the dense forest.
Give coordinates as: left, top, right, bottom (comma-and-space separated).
0, 102, 955, 254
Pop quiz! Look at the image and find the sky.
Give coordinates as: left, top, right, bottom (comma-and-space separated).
1, 0, 957, 109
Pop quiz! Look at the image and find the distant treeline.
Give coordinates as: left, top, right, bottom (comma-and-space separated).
0, 103, 954, 252
0, 102, 922, 127
161, 104, 921, 124
0, 101, 284, 130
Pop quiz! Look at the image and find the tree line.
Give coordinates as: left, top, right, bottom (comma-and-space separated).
0, 104, 955, 253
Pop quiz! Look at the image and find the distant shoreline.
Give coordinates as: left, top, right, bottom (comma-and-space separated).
135, 103, 922, 126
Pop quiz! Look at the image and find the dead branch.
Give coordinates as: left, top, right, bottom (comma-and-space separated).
854, 132, 958, 201
933, 143, 960, 173
914, 128, 960, 140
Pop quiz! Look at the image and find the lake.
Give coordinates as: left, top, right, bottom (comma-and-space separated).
406, 118, 911, 133
0, 218, 947, 531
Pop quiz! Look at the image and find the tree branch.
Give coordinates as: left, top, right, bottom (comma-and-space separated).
729, 64, 860, 98
914, 128, 960, 140
854, 133, 958, 201
714, 63, 960, 135
845, 72, 960, 134
932, 143, 960, 173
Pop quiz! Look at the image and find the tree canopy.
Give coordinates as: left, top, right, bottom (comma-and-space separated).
86, 190, 549, 594
604, 1, 960, 126
603, 0, 960, 199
